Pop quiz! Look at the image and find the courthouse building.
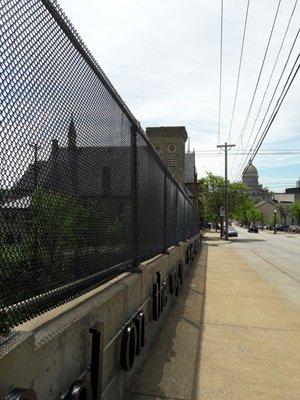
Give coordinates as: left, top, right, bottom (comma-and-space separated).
242, 162, 271, 203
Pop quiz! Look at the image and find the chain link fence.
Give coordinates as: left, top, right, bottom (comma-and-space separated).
0, 0, 199, 334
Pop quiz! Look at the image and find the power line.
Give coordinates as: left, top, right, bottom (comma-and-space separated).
195, 151, 300, 157
230, 0, 282, 172
195, 148, 300, 152
235, 53, 300, 181
233, 0, 298, 179
233, 27, 300, 181
243, 0, 298, 155
251, 57, 300, 160
227, 0, 251, 144
251, 28, 299, 149
217, 0, 224, 146
236, 52, 300, 180
238, 0, 282, 147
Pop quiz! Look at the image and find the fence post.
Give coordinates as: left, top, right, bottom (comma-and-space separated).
163, 171, 167, 252
131, 124, 139, 270
175, 186, 179, 244
184, 198, 186, 241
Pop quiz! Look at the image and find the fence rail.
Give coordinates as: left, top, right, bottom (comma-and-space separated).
0, 0, 198, 334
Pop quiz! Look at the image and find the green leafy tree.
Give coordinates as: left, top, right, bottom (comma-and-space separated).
259, 210, 266, 228
197, 178, 205, 225
30, 188, 77, 258
247, 207, 263, 224
199, 173, 251, 225
233, 197, 254, 227
289, 201, 300, 225
0, 188, 9, 202
277, 203, 288, 225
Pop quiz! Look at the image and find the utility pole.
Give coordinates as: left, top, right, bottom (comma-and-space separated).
217, 142, 235, 240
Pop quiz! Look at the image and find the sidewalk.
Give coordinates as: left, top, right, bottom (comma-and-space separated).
125, 232, 300, 399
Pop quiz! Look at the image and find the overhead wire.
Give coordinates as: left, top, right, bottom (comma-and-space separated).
243, 0, 298, 155
217, 0, 224, 146
234, 31, 300, 181
195, 151, 300, 157
250, 56, 300, 160
229, 0, 282, 173
236, 30, 300, 177
226, 0, 251, 144
233, 0, 298, 179
237, 0, 282, 148
235, 52, 300, 181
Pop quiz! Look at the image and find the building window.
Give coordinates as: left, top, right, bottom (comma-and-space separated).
167, 154, 176, 168
168, 144, 176, 153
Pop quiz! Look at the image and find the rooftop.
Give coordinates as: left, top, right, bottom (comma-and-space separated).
146, 126, 188, 141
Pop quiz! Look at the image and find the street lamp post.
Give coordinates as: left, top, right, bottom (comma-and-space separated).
273, 210, 277, 234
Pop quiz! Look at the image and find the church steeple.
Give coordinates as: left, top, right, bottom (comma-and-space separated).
68, 115, 77, 148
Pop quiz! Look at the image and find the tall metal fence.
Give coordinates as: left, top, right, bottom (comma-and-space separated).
0, 0, 199, 334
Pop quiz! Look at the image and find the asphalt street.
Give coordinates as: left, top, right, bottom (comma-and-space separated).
228, 225, 300, 309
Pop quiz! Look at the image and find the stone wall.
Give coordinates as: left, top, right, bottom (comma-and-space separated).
0, 234, 201, 400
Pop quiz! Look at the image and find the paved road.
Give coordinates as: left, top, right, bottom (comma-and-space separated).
227, 225, 300, 308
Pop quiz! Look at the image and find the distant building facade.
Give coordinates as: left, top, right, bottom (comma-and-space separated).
146, 126, 198, 202
285, 177, 300, 194
272, 192, 300, 203
242, 162, 271, 202
270, 178, 300, 204
0, 118, 131, 245
146, 126, 187, 185
185, 150, 198, 200
255, 200, 295, 226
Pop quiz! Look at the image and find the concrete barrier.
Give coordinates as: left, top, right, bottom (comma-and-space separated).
0, 234, 201, 400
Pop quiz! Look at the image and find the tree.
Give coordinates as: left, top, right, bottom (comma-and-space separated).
27, 187, 80, 289
0, 188, 9, 202
233, 197, 254, 227
247, 207, 263, 224
199, 173, 251, 225
277, 203, 288, 225
289, 201, 300, 225
259, 210, 266, 228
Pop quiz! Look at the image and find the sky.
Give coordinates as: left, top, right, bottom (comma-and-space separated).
58, 0, 300, 192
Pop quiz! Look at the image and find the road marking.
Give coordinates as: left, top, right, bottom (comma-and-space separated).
205, 321, 300, 333
252, 250, 300, 284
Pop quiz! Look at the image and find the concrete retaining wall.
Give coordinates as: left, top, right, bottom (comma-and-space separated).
0, 235, 201, 400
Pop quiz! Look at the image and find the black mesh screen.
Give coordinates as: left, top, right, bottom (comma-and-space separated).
185, 201, 191, 238
177, 191, 186, 243
165, 178, 177, 248
0, 0, 198, 334
136, 133, 165, 259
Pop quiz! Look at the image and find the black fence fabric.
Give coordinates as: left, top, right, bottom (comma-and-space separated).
0, 0, 198, 334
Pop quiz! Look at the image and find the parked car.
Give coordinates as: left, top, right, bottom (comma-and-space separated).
227, 226, 238, 237
248, 224, 258, 233
276, 225, 290, 232
286, 225, 300, 233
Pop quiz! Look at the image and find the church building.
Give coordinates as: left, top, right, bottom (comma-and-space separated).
146, 126, 198, 202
